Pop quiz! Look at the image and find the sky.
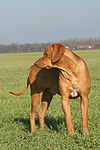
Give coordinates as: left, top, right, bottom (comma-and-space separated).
0, 0, 100, 45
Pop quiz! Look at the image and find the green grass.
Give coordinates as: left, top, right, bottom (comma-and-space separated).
0, 50, 100, 149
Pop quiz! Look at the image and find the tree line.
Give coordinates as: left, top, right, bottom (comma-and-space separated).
0, 37, 100, 53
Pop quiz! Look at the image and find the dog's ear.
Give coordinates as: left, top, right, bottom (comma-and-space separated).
51, 44, 65, 63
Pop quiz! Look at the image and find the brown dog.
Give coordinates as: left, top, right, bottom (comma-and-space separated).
10, 65, 76, 134
35, 43, 91, 135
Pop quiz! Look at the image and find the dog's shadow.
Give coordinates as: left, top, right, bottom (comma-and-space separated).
14, 115, 65, 132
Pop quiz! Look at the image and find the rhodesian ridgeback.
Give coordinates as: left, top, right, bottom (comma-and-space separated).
10, 65, 76, 134
35, 43, 91, 135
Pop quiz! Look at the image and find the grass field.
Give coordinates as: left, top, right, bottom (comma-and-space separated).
0, 50, 100, 149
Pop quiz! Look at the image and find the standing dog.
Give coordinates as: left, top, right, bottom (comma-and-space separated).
10, 65, 77, 134
35, 43, 91, 135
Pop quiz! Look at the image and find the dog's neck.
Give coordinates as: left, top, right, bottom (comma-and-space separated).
52, 50, 83, 79
64, 48, 81, 63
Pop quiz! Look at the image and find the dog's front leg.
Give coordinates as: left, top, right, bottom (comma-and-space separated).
80, 95, 89, 135
61, 96, 74, 134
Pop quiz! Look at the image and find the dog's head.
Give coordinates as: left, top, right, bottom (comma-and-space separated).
34, 43, 65, 69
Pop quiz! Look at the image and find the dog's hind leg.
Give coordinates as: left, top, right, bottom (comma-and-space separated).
29, 93, 42, 133
37, 89, 53, 129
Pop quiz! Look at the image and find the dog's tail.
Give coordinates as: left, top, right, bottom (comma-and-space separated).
9, 65, 33, 96
9, 78, 29, 96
